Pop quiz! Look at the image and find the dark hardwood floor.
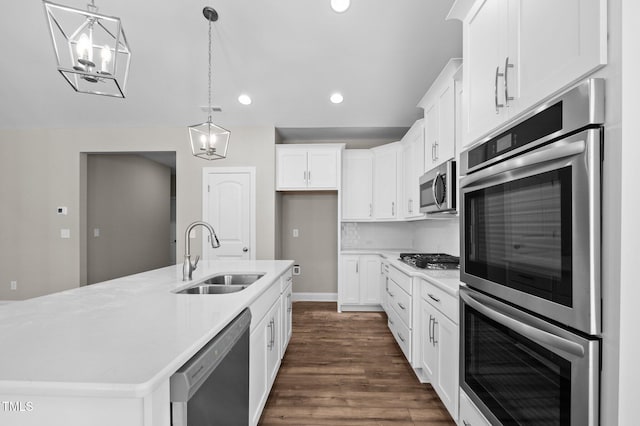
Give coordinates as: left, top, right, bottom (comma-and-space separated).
259, 302, 455, 426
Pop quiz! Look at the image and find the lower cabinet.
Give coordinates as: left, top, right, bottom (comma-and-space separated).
249, 268, 292, 426
385, 265, 415, 364
339, 254, 383, 310
459, 390, 492, 426
419, 278, 459, 421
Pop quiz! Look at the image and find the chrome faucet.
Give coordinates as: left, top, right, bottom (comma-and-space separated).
183, 221, 220, 281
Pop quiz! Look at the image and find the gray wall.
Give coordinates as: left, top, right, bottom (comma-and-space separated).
0, 125, 276, 300
86, 154, 171, 284
280, 192, 338, 294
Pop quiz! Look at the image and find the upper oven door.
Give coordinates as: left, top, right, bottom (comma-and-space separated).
460, 129, 601, 335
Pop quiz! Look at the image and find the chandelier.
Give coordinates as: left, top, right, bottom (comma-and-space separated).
43, 0, 131, 98
188, 7, 230, 161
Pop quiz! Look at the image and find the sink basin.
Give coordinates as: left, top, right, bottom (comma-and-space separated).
203, 273, 265, 285
177, 284, 247, 295
174, 273, 265, 295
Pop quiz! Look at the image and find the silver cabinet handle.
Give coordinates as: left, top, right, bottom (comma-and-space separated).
267, 320, 273, 350
397, 332, 406, 343
388, 290, 395, 298
428, 315, 434, 343
432, 318, 438, 345
463, 421, 471, 426
369, 203, 372, 217
287, 293, 292, 312
495, 65, 504, 114
242, 247, 249, 252
427, 293, 441, 303
504, 56, 514, 106
397, 302, 406, 310
434, 140, 439, 160
308, 170, 311, 183
287, 275, 293, 282
391, 202, 395, 216
389, 318, 394, 326
356, 262, 359, 273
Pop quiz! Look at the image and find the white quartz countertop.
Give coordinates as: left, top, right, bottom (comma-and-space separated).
341, 249, 461, 296
0, 260, 293, 398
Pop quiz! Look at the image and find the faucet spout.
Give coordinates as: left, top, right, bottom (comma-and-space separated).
183, 221, 220, 281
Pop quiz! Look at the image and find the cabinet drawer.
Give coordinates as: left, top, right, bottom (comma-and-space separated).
280, 268, 293, 293
388, 265, 412, 295
420, 278, 458, 324
387, 305, 411, 362
459, 390, 491, 426
249, 281, 281, 332
388, 279, 412, 329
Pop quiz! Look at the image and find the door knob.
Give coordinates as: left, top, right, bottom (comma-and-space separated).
242, 247, 249, 252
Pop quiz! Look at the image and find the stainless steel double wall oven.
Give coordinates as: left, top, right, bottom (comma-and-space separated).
459, 79, 604, 426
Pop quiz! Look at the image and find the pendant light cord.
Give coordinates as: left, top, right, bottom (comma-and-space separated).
207, 18, 212, 123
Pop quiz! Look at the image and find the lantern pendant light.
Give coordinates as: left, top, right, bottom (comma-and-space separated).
188, 7, 230, 161
43, 0, 131, 98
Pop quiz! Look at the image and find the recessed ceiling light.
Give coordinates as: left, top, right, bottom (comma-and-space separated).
238, 94, 252, 105
330, 0, 350, 13
330, 93, 344, 104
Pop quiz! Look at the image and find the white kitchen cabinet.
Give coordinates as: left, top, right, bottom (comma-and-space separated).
400, 120, 425, 219
276, 144, 343, 190
249, 280, 284, 426
339, 254, 382, 310
456, 0, 607, 145
372, 142, 401, 220
280, 271, 293, 357
419, 59, 461, 170
419, 278, 459, 421
342, 150, 374, 220
385, 264, 416, 364
459, 390, 492, 426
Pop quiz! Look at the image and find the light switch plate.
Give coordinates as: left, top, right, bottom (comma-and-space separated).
57, 206, 68, 215
60, 229, 71, 239
293, 229, 299, 238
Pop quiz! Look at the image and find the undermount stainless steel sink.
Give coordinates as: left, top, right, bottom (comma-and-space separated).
177, 284, 248, 294
203, 274, 265, 285
174, 273, 265, 295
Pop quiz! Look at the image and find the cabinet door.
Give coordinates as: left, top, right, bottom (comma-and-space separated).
249, 316, 269, 426
463, 0, 508, 145
277, 148, 307, 189
342, 150, 373, 220
341, 256, 360, 304
373, 146, 398, 219
404, 124, 424, 218
420, 299, 437, 380
510, 0, 606, 115
361, 255, 382, 304
434, 311, 459, 420
307, 148, 338, 189
424, 102, 438, 168
266, 301, 282, 385
281, 281, 292, 357
402, 141, 415, 218
436, 81, 455, 165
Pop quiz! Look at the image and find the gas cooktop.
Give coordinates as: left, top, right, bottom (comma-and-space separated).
398, 253, 460, 270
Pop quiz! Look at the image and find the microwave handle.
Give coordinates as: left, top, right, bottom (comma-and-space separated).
460, 139, 585, 190
432, 172, 442, 209
460, 290, 585, 358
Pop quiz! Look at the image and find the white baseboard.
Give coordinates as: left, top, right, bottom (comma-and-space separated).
339, 304, 384, 312
292, 292, 338, 302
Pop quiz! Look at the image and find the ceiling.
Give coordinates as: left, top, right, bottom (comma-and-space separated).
0, 1, 461, 136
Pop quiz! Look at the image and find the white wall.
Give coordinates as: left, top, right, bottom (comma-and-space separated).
0, 125, 276, 300
410, 218, 459, 256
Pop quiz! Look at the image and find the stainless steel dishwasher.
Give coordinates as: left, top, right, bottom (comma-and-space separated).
170, 308, 251, 426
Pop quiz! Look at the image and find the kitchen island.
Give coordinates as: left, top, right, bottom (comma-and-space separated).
0, 259, 293, 426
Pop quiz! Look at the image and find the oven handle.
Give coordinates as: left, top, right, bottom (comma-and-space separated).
460, 139, 585, 190
460, 290, 585, 358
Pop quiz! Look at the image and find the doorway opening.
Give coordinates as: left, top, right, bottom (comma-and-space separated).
80, 152, 176, 285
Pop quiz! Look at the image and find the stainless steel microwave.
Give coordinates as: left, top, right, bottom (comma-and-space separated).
419, 159, 456, 214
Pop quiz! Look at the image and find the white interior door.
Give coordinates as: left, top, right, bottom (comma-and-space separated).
203, 168, 255, 260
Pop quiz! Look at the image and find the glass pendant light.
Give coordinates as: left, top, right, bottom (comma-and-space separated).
43, 0, 131, 98
188, 7, 230, 161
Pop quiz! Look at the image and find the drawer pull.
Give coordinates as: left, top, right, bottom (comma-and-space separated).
397, 302, 406, 310
388, 291, 395, 298
427, 293, 441, 303
389, 318, 394, 326
398, 332, 406, 343
462, 421, 471, 426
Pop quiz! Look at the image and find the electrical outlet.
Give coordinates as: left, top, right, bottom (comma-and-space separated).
293, 229, 299, 238
60, 229, 71, 239
293, 265, 301, 275
10, 281, 17, 291
93, 228, 100, 237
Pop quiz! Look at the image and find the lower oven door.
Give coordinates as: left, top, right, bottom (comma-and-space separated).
460, 287, 599, 426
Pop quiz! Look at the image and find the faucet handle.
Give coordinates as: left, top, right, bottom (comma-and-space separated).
193, 255, 200, 270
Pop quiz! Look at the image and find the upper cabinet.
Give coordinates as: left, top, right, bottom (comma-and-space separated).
453, 0, 607, 145
342, 150, 374, 221
419, 59, 462, 170
276, 144, 343, 191
372, 142, 402, 220
400, 120, 425, 220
